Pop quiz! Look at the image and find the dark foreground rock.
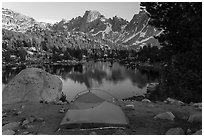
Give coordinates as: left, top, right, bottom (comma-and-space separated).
193, 129, 202, 135
188, 113, 202, 123
165, 128, 185, 135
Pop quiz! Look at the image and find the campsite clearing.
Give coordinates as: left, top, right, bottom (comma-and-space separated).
2, 100, 201, 135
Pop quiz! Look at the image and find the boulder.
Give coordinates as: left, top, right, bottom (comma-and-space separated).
142, 99, 151, 103
187, 129, 192, 134
188, 113, 202, 123
123, 104, 135, 110
193, 129, 202, 135
163, 100, 168, 103
176, 101, 185, 106
22, 119, 30, 126
166, 97, 176, 104
2, 122, 20, 131
2, 130, 15, 135
22, 116, 36, 126
2, 68, 63, 104
154, 112, 175, 121
192, 103, 202, 108
166, 98, 185, 106
165, 128, 184, 135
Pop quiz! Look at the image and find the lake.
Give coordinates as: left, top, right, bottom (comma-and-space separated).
2, 61, 159, 101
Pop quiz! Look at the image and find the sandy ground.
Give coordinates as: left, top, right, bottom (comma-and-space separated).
2, 100, 202, 135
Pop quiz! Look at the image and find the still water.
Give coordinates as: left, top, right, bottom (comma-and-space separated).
2, 61, 159, 101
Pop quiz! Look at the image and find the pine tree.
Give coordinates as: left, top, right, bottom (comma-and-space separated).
141, 2, 202, 102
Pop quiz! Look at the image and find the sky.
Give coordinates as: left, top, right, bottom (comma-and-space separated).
2, 2, 140, 24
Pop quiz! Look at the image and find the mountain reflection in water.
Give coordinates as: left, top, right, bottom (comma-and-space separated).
2, 61, 159, 101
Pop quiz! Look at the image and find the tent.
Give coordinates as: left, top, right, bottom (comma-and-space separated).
59, 89, 129, 130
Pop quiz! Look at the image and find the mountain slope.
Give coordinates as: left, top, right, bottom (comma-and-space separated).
2, 8, 161, 50
2, 8, 51, 32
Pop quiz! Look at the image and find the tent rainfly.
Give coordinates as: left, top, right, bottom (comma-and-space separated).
59, 89, 129, 130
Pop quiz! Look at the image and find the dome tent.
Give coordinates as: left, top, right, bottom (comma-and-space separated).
59, 89, 129, 130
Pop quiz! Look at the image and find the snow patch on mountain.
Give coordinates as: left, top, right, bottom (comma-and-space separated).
122, 18, 150, 43
92, 23, 112, 39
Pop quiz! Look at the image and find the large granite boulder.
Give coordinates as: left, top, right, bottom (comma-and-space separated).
3, 68, 63, 104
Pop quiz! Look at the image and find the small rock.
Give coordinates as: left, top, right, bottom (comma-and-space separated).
21, 105, 25, 109
187, 129, 192, 134
123, 104, 135, 110
89, 131, 97, 135
188, 113, 202, 123
154, 112, 175, 121
166, 97, 176, 104
56, 101, 63, 105
192, 103, 202, 108
59, 109, 65, 113
2, 129, 15, 135
166, 98, 185, 106
40, 100, 48, 104
193, 129, 202, 135
142, 99, 151, 103
2, 112, 7, 117
176, 101, 185, 106
59, 107, 66, 113
2, 122, 20, 131
36, 117, 44, 122
163, 100, 168, 103
21, 131, 30, 135
113, 129, 127, 135
165, 128, 184, 135
22, 119, 30, 126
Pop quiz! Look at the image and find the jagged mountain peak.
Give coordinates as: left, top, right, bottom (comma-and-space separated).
84, 10, 102, 23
